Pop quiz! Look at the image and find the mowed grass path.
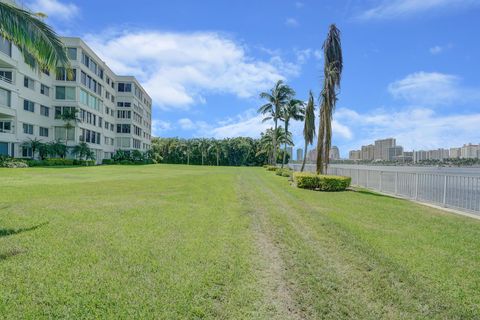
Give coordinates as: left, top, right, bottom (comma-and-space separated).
1, 165, 480, 319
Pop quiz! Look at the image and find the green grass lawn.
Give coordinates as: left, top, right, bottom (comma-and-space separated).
1, 165, 480, 319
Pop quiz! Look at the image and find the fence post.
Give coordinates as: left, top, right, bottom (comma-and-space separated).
366, 170, 369, 188
395, 172, 398, 195
443, 175, 448, 207
415, 173, 418, 200
357, 169, 360, 187
379, 171, 383, 192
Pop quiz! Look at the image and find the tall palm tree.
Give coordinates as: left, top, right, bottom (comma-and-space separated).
316, 24, 343, 174
301, 91, 316, 172
281, 99, 305, 168
197, 138, 209, 165
0, 2, 69, 72
258, 80, 295, 165
208, 139, 222, 166
21, 137, 43, 159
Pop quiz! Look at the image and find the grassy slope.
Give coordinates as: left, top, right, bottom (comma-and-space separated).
1, 165, 479, 319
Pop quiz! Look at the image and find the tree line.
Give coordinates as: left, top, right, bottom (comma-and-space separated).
151, 137, 289, 166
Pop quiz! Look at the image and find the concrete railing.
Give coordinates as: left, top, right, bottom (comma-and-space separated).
289, 164, 480, 214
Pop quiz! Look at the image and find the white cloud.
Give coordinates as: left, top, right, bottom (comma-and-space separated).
178, 118, 195, 130
84, 30, 299, 110
358, 0, 479, 20
27, 0, 79, 20
335, 107, 480, 151
387, 71, 480, 106
295, 1, 304, 8
151, 120, 172, 136
285, 18, 299, 27
429, 45, 443, 55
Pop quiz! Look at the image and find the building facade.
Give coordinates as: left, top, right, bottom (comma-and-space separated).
296, 148, 303, 161
374, 138, 396, 161
329, 146, 340, 160
0, 37, 152, 162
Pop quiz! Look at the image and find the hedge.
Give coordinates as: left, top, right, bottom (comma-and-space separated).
293, 172, 351, 191
27, 159, 95, 167
275, 168, 293, 178
265, 165, 277, 171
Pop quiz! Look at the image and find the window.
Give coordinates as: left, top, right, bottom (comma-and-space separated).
22, 147, 33, 158
24, 76, 34, 90
0, 121, 11, 132
116, 137, 131, 148
40, 84, 50, 96
80, 89, 102, 111
134, 125, 142, 136
40, 105, 49, 117
80, 128, 101, 145
0, 87, 10, 107
118, 83, 131, 92
67, 47, 77, 60
55, 86, 76, 100
56, 68, 76, 81
133, 139, 141, 149
0, 70, 12, 82
117, 110, 131, 119
55, 106, 76, 119
23, 100, 34, 112
116, 124, 131, 133
117, 102, 131, 108
23, 123, 33, 134
55, 127, 75, 140
0, 37, 12, 56
39, 127, 49, 137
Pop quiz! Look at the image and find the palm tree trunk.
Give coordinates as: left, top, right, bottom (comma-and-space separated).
281, 121, 289, 168
216, 151, 219, 166
272, 119, 278, 165
187, 152, 190, 165
316, 105, 326, 174
301, 139, 308, 172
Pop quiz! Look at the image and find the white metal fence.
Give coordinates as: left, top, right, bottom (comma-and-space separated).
289, 164, 480, 214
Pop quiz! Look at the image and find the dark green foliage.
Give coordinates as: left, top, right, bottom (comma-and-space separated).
275, 168, 293, 178
293, 172, 351, 191
265, 165, 277, 171
151, 137, 268, 166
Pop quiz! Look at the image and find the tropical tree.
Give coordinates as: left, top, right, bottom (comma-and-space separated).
72, 142, 91, 160
0, 2, 70, 72
59, 108, 80, 145
48, 140, 67, 158
316, 24, 343, 174
301, 91, 316, 172
197, 138, 209, 165
21, 137, 43, 159
257, 127, 292, 165
281, 99, 305, 168
258, 80, 295, 166
208, 139, 222, 166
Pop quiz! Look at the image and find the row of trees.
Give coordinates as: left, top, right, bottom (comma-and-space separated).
151, 137, 289, 166
22, 138, 95, 160
257, 24, 342, 174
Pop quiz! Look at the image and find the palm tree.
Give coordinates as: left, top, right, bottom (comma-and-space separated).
316, 24, 343, 174
21, 137, 43, 159
72, 142, 91, 160
0, 2, 70, 72
257, 127, 292, 165
258, 80, 295, 165
208, 139, 222, 166
59, 108, 80, 146
281, 99, 305, 168
48, 140, 67, 158
301, 91, 316, 172
197, 138, 209, 165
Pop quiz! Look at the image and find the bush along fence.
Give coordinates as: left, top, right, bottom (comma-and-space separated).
263, 165, 351, 192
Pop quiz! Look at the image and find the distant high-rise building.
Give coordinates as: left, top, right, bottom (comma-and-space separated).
388, 146, 403, 161
361, 144, 375, 161
461, 143, 480, 159
329, 146, 340, 160
296, 148, 303, 161
349, 150, 361, 160
374, 138, 396, 161
450, 147, 461, 159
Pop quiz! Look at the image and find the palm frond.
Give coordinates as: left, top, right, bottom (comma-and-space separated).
0, 2, 70, 72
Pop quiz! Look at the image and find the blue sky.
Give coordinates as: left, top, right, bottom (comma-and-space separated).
25, 0, 480, 157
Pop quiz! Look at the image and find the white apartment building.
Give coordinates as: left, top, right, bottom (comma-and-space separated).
461, 143, 480, 159
374, 138, 396, 161
329, 146, 340, 160
0, 37, 152, 162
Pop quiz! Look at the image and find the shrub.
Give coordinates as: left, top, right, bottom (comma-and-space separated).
293, 172, 351, 191
0, 156, 28, 168
265, 165, 277, 171
275, 168, 292, 178
102, 159, 113, 165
